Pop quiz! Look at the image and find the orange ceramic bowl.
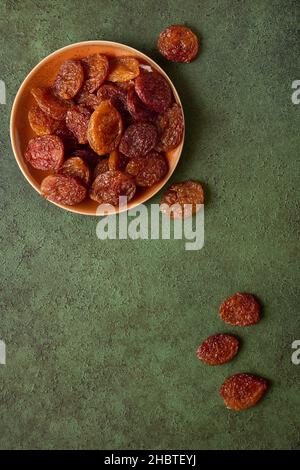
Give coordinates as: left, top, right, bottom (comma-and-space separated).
10, 41, 185, 216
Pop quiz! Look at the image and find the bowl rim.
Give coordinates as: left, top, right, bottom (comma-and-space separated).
10, 40, 185, 216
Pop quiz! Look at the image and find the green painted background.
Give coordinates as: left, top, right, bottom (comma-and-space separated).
0, 0, 299, 450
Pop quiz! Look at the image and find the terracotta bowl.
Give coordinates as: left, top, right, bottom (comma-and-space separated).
10, 41, 185, 216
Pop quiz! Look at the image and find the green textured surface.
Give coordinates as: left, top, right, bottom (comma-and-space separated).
0, 0, 299, 450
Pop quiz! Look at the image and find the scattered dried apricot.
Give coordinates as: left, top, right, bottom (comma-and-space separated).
220, 293, 261, 327
197, 334, 239, 365
220, 373, 268, 410
160, 181, 204, 219
158, 25, 199, 63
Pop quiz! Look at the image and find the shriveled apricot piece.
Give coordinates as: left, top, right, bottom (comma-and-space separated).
126, 151, 168, 187
54, 59, 84, 100
93, 158, 109, 179
90, 170, 136, 206
108, 149, 129, 171
119, 122, 158, 158
87, 100, 123, 155
108, 57, 140, 83
135, 71, 172, 113
160, 181, 204, 219
31, 87, 69, 120
25, 135, 64, 171
66, 105, 91, 144
41, 174, 87, 206
220, 293, 261, 327
76, 89, 100, 110
28, 102, 60, 136
197, 334, 239, 365
59, 157, 90, 186
158, 25, 199, 63
81, 54, 109, 93
220, 374, 268, 410
127, 87, 156, 123
156, 103, 184, 151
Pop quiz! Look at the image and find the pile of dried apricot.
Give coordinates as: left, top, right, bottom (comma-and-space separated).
25, 53, 185, 207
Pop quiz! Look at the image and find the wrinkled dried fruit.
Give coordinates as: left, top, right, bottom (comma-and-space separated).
90, 170, 136, 206
108, 56, 140, 82
31, 87, 69, 120
28, 102, 60, 136
127, 87, 156, 123
66, 105, 91, 144
81, 54, 109, 93
220, 293, 261, 327
97, 83, 128, 115
158, 24, 199, 63
88, 100, 123, 155
93, 158, 109, 179
25, 135, 64, 171
76, 89, 100, 110
41, 174, 87, 206
135, 71, 172, 113
59, 157, 90, 186
108, 149, 129, 171
119, 122, 157, 158
54, 60, 84, 100
220, 373, 268, 410
156, 103, 184, 151
197, 334, 239, 366
126, 151, 168, 187
160, 180, 204, 219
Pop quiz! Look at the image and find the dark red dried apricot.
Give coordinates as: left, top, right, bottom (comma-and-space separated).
25, 135, 64, 171
197, 334, 239, 365
220, 373, 268, 410
220, 293, 261, 327
158, 25, 199, 63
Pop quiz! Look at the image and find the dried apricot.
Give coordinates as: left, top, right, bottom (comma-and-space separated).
90, 170, 136, 206
28, 102, 60, 136
97, 83, 128, 115
71, 148, 100, 169
88, 100, 123, 155
156, 103, 184, 151
126, 151, 168, 187
197, 334, 239, 365
54, 59, 84, 100
108, 149, 129, 171
81, 54, 109, 93
135, 71, 172, 113
31, 87, 69, 120
93, 158, 109, 179
41, 174, 87, 206
25, 135, 64, 171
127, 87, 156, 123
160, 181, 204, 219
119, 122, 157, 159
108, 56, 140, 82
76, 89, 100, 110
220, 373, 268, 410
220, 293, 261, 327
66, 105, 91, 144
158, 25, 199, 63
59, 157, 90, 186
